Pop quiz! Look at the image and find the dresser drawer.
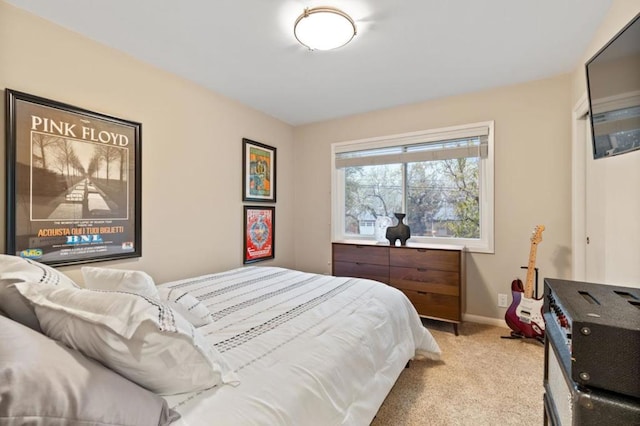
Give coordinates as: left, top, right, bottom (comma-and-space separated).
389, 247, 459, 272
332, 244, 389, 266
390, 266, 459, 296
333, 261, 389, 284
397, 288, 460, 321
332, 242, 464, 332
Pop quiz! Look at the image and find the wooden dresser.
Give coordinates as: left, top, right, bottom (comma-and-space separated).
332, 242, 464, 335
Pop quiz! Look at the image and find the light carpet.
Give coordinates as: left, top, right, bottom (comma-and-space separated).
372, 320, 544, 426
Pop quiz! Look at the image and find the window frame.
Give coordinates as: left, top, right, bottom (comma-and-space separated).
331, 121, 494, 253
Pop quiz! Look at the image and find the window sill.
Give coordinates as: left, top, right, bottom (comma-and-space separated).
333, 238, 467, 252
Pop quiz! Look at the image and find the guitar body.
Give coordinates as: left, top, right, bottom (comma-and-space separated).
505, 278, 545, 339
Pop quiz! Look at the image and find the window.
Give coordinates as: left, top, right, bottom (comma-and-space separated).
331, 121, 494, 253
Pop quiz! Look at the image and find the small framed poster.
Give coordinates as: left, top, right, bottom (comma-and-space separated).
5, 89, 142, 266
242, 138, 276, 202
243, 205, 275, 264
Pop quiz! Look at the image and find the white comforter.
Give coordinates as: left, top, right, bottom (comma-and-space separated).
161, 267, 441, 426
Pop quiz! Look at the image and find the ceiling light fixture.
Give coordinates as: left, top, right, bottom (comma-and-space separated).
294, 7, 357, 51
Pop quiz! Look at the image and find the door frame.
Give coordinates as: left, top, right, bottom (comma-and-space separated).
571, 93, 589, 280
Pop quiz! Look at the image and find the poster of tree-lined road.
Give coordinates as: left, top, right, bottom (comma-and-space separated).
6, 90, 141, 265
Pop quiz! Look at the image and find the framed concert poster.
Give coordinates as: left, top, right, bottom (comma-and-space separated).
5, 89, 142, 266
243, 205, 275, 264
242, 138, 276, 202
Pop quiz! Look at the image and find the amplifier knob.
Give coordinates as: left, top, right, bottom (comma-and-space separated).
580, 327, 591, 335
559, 315, 568, 327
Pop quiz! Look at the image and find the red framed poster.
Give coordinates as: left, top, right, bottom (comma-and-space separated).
243, 206, 274, 264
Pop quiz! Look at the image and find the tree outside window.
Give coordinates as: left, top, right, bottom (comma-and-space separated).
345, 158, 479, 239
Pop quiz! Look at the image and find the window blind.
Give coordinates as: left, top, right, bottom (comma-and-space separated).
335, 132, 489, 169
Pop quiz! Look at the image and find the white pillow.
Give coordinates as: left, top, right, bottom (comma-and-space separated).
15, 283, 238, 395
158, 287, 212, 327
81, 266, 159, 300
0, 254, 78, 331
0, 315, 180, 426
0, 255, 77, 287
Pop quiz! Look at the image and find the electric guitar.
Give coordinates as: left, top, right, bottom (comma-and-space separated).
505, 225, 545, 339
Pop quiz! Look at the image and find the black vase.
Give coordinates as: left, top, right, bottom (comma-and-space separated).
386, 213, 411, 246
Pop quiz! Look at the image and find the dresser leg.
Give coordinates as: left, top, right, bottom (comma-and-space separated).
453, 323, 459, 336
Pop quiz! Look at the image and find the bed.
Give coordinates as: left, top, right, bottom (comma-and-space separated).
0, 256, 441, 426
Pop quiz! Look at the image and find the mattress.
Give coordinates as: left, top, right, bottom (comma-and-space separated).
160, 266, 441, 425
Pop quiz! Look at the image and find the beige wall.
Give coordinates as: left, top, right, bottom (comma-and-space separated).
293, 75, 573, 320
0, 2, 295, 284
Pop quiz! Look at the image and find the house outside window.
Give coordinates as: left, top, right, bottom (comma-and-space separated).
331, 121, 494, 253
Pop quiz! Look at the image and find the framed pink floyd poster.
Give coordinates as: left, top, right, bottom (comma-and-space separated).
5, 89, 141, 266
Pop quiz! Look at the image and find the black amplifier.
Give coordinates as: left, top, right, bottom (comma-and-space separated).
544, 334, 640, 425
543, 278, 640, 399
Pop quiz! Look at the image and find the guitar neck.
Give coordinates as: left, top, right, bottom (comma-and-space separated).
524, 243, 538, 299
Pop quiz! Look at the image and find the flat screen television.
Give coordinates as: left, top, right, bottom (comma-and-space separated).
585, 12, 640, 159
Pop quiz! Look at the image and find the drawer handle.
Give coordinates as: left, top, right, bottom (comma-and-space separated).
356, 245, 365, 248
417, 291, 428, 295
417, 268, 427, 272
417, 249, 428, 253
356, 262, 362, 265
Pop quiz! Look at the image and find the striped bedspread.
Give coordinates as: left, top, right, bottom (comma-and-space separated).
161, 266, 441, 426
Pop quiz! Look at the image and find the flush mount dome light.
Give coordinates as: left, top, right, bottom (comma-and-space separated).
294, 6, 356, 50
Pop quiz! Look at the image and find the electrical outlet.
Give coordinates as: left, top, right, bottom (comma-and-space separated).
498, 293, 508, 307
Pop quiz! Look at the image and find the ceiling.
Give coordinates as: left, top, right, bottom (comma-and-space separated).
6, 0, 612, 125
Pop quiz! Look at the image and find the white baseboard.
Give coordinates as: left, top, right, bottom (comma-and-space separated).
462, 313, 509, 329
